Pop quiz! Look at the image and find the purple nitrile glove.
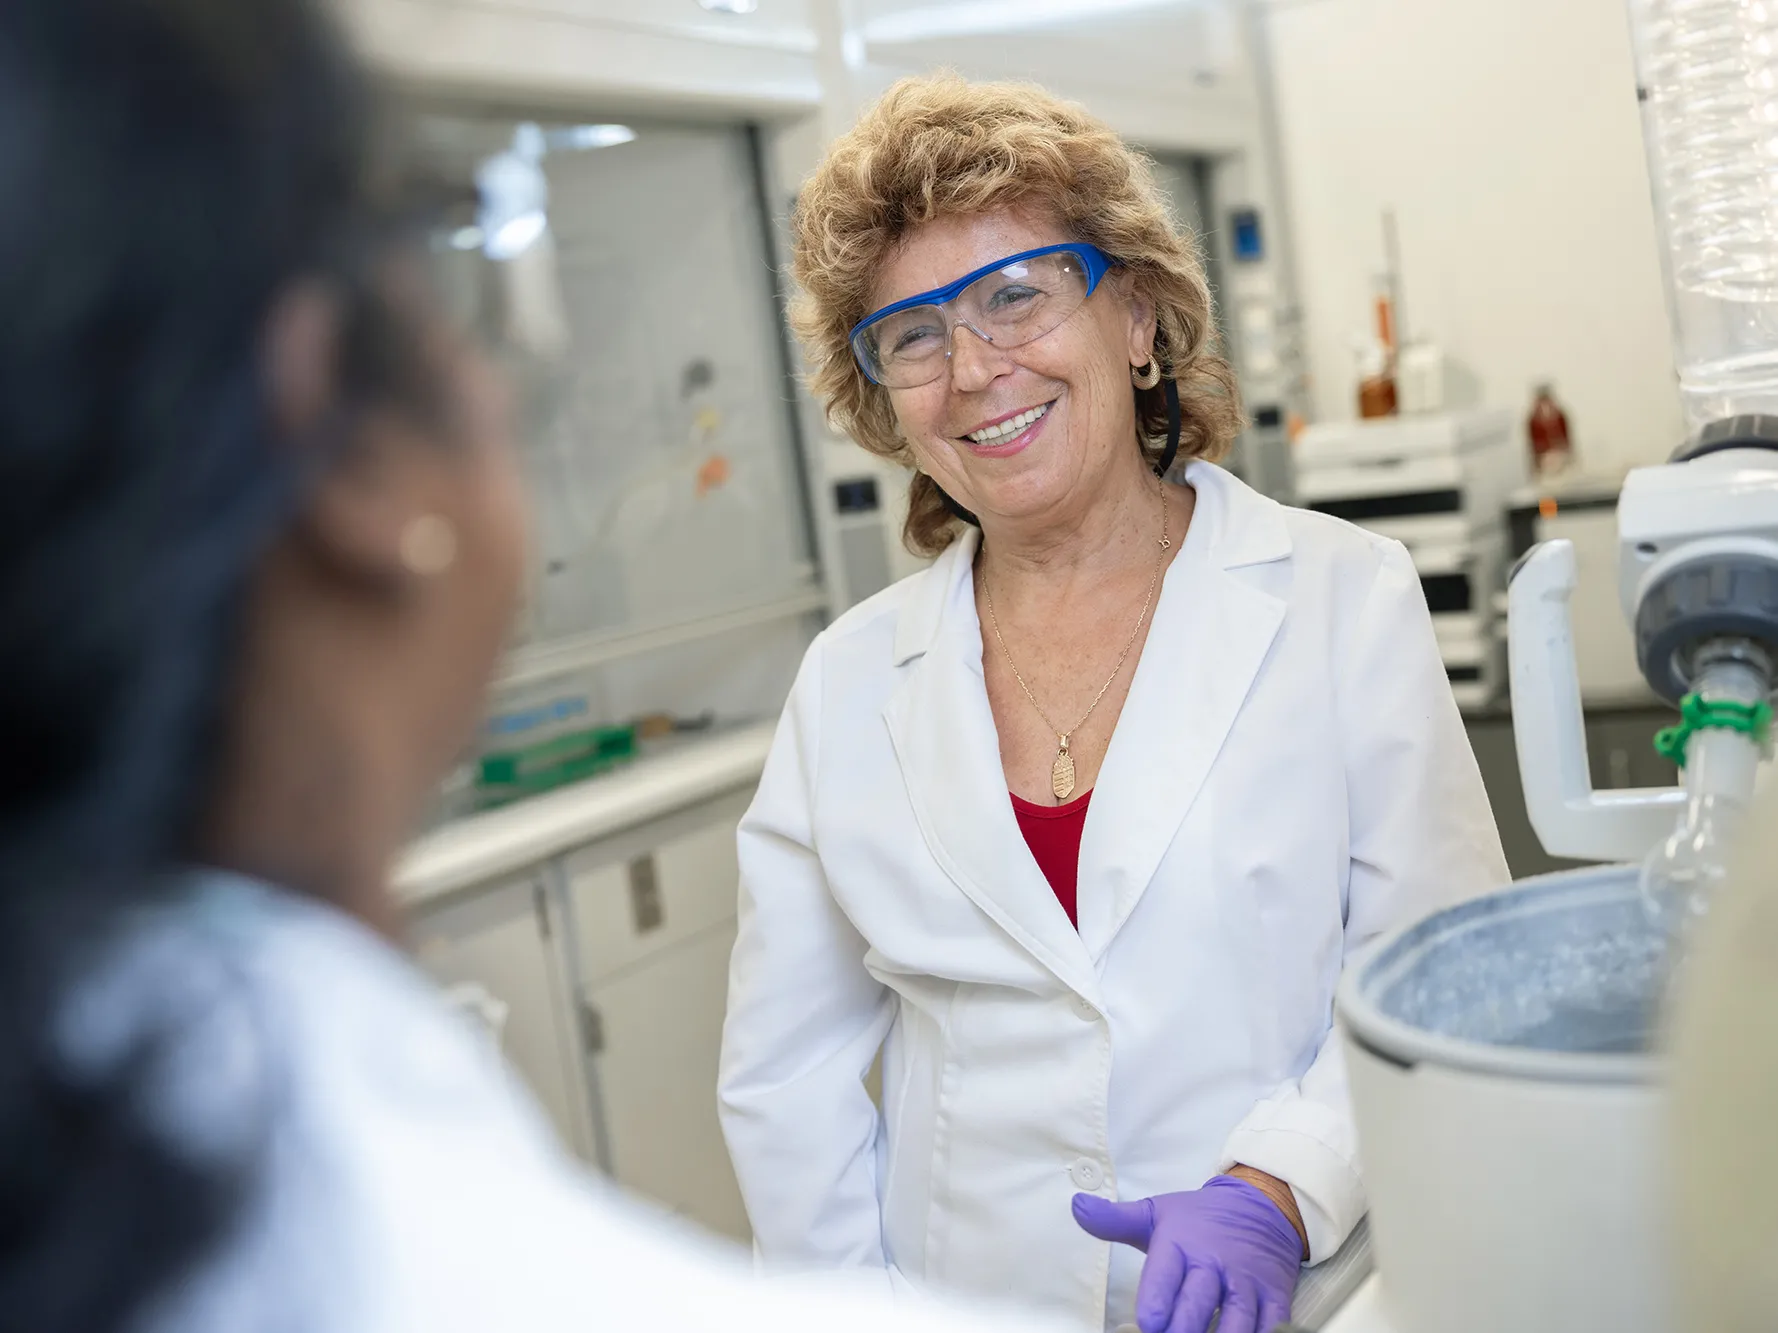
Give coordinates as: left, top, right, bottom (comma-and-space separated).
1072, 1176, 1300, 1333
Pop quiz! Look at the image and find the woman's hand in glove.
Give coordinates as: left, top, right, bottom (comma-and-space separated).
1072, 1175, 1304, 1333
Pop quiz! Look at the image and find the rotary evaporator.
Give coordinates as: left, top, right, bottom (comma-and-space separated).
1325, 2, 1778, 1331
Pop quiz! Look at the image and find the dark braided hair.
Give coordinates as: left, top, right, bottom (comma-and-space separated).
0, 1, 444, 1327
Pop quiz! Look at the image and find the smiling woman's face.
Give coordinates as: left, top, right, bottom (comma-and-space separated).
872, 208, 1156, 528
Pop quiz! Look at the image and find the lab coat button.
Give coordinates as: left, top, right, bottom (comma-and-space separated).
1071, 995, 1099, 1021
1069, 1157, 1105, 1190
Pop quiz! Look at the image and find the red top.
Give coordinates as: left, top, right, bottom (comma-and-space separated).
1011, 788, 1093, 928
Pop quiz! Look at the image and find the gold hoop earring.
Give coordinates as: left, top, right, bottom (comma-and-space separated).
399, 514, 458, 578
1132, 360, 1162, 390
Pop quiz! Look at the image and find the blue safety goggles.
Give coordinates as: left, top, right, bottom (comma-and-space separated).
849, 242, 1117, 388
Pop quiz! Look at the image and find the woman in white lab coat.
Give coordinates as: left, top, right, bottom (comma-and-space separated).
0, 12, 1043, 1333
719, 75, 1509, 1333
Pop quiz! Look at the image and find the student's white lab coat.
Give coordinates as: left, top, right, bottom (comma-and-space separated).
69, 873, 1028, 1333
718, 462, 1509, 1333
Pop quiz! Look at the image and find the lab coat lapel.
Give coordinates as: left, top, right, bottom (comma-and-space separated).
1076, 465, 1291, 960
884, 533, 1100, 999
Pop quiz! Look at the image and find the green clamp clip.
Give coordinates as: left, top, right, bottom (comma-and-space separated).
1653, 692, 1774, 768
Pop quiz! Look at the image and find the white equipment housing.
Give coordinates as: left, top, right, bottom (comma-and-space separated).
1509, 440, 1778, 861
1296, 409, 1519, 709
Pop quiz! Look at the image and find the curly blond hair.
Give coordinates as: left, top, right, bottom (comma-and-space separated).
789, 74, 1241, 557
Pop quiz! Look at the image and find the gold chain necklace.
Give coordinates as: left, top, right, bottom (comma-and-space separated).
983, 484, 1170, 802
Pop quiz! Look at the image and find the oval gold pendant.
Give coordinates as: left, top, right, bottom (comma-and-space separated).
1051, 747, 1077, 801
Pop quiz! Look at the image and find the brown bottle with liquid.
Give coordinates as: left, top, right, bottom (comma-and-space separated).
1528, 383, 1571, 477
1358, 284, 1398, 419
1356, 349, 1397, 420
1358, 373, 1397, 419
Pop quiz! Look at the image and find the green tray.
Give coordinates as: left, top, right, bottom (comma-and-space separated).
475, 724, 637, 808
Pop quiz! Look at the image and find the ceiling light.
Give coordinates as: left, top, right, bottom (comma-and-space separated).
560, 124, 637, 151
862, 0, 1175, 44
476, 146, 550, 261
699, 0, 759, 13
486, 212, 547, 262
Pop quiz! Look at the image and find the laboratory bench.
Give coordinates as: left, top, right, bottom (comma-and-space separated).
398, 723, 775, 911
398, 721, 776, 1244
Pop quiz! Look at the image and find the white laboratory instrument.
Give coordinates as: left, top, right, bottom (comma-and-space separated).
826, 470, 900, 606
1332, 429, 1778, 1333
1502, 480, 1650, 703
1295, 410, 1519, 708
1326, 0, 1778, 1322
1625, 0, 1778, 432
1336, 862, 1674, 1333
1512, 425, 1778, 880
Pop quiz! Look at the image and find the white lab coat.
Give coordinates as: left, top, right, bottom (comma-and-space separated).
719, 462, 1509, 1332
65, 873, 1041, 1333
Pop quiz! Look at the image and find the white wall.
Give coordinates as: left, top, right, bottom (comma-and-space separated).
1261, 0, 1685, 476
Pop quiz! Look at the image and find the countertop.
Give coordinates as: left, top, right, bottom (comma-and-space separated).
1459, 687, 1668, 724
1320, 1275, 1398, 1333
395, 721, 777, 909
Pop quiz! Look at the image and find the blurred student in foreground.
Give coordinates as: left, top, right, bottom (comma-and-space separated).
0, 4, 1033, 1331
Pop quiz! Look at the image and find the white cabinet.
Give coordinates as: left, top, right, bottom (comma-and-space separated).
584, 925, 749, 1240
567, 817, 741, 985
408, 873, 594, 1159
564, 817, 751, 1241
399, 746, 766, 1244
